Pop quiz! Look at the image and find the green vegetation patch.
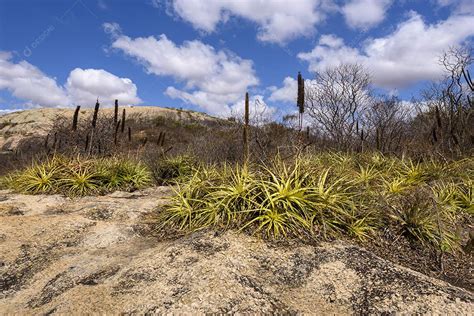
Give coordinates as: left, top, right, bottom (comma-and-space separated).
158, 153, 473, 252
150, 155, 196, 185
3, 155, 152, 196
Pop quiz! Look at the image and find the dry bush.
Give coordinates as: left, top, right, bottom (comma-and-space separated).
305, 63, 373, 151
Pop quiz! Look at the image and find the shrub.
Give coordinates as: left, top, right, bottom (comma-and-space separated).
9, 156, 65, 194
243, 162, 311, 237
159, 153, 472, 251
151, 155, 195, 185
387, 188, 459, 251
62, 160, 100, 196
157, 172, 213, 230
453, 181, 473, 215
109, 159, 152, 190
4, 155, 152, 196
206, 166, 256, 226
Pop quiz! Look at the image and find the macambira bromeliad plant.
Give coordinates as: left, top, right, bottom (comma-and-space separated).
3, 155, 152, 196
158, 152, 473, 252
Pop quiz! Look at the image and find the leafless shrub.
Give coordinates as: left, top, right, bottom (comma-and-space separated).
365, 96, 410, 153
305, 63, 373, 150
419, 45, 473, 155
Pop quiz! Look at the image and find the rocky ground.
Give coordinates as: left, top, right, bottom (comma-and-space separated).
0, 187, 473, 314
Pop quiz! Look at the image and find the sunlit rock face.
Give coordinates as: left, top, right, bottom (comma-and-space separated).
0, 187, 472, 314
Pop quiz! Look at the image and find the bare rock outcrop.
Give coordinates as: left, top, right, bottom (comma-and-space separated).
0, 188, 472, 314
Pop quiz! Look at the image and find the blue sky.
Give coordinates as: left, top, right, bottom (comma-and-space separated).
0, 0, 473, 116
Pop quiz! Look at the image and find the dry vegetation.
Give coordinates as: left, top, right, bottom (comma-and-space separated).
0, 46, 472, 291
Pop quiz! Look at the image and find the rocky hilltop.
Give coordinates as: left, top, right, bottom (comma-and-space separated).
0, 188, 472, 314
0, 106, 216, 151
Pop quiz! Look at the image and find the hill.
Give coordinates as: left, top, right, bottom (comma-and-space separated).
0, 106, 218, 152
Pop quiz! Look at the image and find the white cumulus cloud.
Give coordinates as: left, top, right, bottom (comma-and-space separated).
107, 26, 259, 115
268, 77, 297, 103
342, 0, 392, 30
298, 12, 474, 89
0, 52, 69, 107
162, 0, 335, 44
0, 51, 141, 108
436, 0, 474, 14
66, 68, 141, 106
